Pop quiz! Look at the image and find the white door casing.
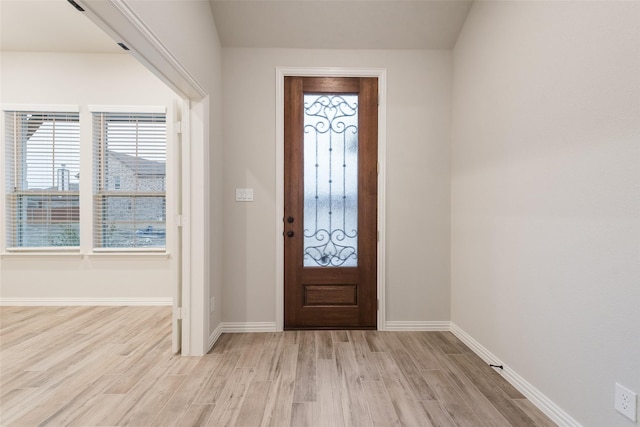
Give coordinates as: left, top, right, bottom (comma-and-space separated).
275, 66, 387, 332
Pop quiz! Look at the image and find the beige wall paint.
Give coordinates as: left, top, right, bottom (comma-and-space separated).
0, 52, 179, 300
222, 48, 452, 324
451, 2, 640, 425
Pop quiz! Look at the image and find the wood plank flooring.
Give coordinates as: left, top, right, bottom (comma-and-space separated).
0, 307, 556, 426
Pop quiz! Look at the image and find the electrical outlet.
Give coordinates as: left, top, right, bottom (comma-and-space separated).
615, 383, 637, 422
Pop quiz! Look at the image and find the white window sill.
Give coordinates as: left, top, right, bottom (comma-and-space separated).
1, 251, 84, 259
86, 250, 169, 259
1, 249, 169, 260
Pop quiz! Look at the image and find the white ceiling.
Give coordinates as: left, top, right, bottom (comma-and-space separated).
0, 0, 122, 53
0, 0, 472, 53
210, 0, 473, 50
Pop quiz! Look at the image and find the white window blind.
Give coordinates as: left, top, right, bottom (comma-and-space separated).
4, 111, 80, 248
93, 112, 167, 249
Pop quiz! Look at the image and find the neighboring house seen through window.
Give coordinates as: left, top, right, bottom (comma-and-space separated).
93, 112, 167, 249
4, 111, 80, 248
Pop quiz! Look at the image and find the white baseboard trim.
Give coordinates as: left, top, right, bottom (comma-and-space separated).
0, 297, 173, 306
385, 320, 451, 331
216, 321, 451, 335
450, 323, 582, 427
208, 323, 224, 352
221, 322, 278, 333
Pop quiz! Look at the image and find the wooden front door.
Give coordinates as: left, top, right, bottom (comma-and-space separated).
284, 76, 378, 329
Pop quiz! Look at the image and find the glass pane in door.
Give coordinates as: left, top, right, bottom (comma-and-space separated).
303, 94, 358, 267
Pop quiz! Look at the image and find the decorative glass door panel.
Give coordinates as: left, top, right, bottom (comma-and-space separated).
303, 94, 358, 267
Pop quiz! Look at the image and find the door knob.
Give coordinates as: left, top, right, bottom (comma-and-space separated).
286, 230, 295, 238
287, 216, 294, 223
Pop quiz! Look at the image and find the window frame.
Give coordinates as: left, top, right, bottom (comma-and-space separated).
1, 104, 171, 257
2, 105, 81, 252
90, 106, 168, 252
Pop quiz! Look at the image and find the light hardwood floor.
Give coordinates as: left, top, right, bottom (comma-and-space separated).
0, 306, 556, 426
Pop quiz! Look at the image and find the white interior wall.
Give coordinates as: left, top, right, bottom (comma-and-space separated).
0, 52, 180, 301
222, 48, 452, 325
123, 0, 224, 351
451, 2, 640, 425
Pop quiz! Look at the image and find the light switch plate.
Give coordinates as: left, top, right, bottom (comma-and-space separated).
235, 188, 254, 202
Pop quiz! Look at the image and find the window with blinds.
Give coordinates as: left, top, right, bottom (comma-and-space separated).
4, 111, 80, 248
93, 112, 167, 249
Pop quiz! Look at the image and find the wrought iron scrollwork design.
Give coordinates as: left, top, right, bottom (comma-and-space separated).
303, 95, 358, 135
303, 94, 358, 267
304, 228, 357, 267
